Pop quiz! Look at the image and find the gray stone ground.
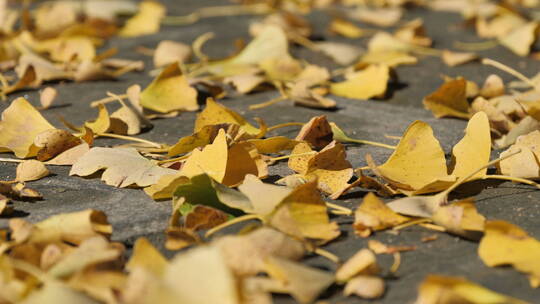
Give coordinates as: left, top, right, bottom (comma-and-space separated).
2, 1, 540, 303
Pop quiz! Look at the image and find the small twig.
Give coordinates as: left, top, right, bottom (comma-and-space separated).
390, 252, 401, 274
313, 248, 340, 264
325, 202, 352, 215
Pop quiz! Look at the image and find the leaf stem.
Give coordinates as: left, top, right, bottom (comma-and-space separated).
325, 202, 352, 215
482, 58, 537, 90
99, 133, 163, 149
269, 151, 317, 162
344, 138, 396, 150
205, 214, 261, 238
454, 40, 498, 51
312, 248, 340, 263
485, 174, 540, 189
90, 94, 128, 108
267, 122, 304, 132
157, 153, 192, 165
249, 96, 288, 110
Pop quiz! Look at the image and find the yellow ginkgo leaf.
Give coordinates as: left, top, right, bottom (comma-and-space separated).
499, 130, 540, 178
264, 256, 334, 304
479, 220, 540, 287
330, 65, 390, 100
358, 51, 417, 68
353, 193, 409, 237
180, 129, 229, 182
499, 22, 538, 57
168, 124, 240, 157
0, 97, 55, 158
376, 120, 448, 190
207, 25, 291, 77
70, 147, 177, 188
423, 78, 471, 119
140, 63, 198, 113
16, 160, 49, 182
194, 98, 261, 136
450, 111, 491, 180
415, 275, 527, 304
119, 1, 166, 37
269, 180, 340, 242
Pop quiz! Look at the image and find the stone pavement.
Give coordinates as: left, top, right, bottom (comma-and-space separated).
1, 1, 540, 302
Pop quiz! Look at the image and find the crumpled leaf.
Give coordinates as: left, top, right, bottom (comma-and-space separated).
0, 98, 55, 158
70, 147, 176, 188
139, 63, 198, 113
479, 220, 540, 287
414, 274, 527, 304
430, 198, 486, 240
423, 78, 471, 119
283, 141, 353, 197
119, 1, 165, 37
264, 256, 334, 304
330, 65, 390, 100
168, 124, 239, 156
353, 193, 409, 237
16, 160, 49, 182
195, 98, 262, 136
295, 115, 333, 150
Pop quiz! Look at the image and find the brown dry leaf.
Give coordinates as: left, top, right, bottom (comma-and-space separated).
498, 22, 538, 57
264, 256, 334, 304
39, 87, 57, 110
442, 50, 478, 67
414, 274, 527, 304
139, 63, 198, 113
295, 115, 333, 150
183, 205, 228, 231
285, 141, 353, 197
34, 129, 82, 161
153, 40, 191, 68
335, 249, 380, 282
423, 78, 471, 119
214, 227, 304, 276
195, 98, 261, 136
353, 193, 409, 237
10, 209, 111, 245
0, 98, 56, 158
119, 1, 166, 37
344, 275, 385, 299
70, 147, 177, 188
16, 160, 49, 182
479, 220, 540, 287
330, 65, 390, 100
270, 180, 340, 242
